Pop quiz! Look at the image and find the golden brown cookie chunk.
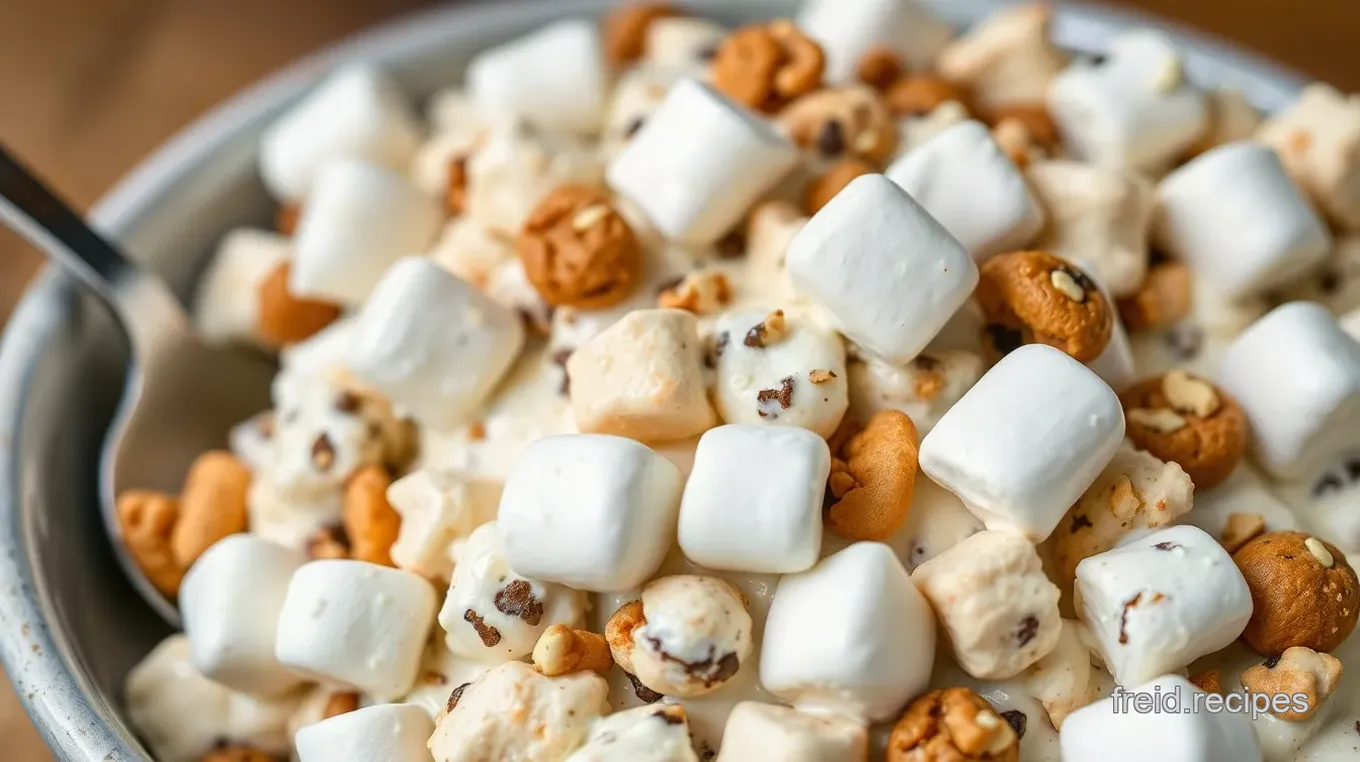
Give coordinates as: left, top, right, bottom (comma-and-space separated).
275, 203, 300, 236
887, 687, 1020, 762
1188, 669, 1222, 695
976, 251, 1114, 363
804, 158, 876, 215
857, 47, 905, 91
171, 451, 251, 571
257, 262, 343, 349
986, 103, 1060, 155
657, 270, 732, 314
1117, 260, 1193, 333
200, 745, 275, 762
517, 184, 642, 309
1118, 371, 1249, 489
1234, 531, 1360, 654
778, 86, 898, 163
711, 20, 824, 113
343, 466, 401, 567
1240, 647, 1343, 721
602, 2, 679, 67
885, 75, 971, 118
826, 410, 919, 542
532, 624, 614, 676
321, 691, 361, 720
604, 600, 646, 673
117, 490, 183, 598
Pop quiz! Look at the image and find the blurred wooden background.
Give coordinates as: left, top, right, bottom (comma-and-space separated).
0, 0, 1357, 759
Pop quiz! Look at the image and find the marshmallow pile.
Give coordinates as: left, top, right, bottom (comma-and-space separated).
120, 2, 1360, 761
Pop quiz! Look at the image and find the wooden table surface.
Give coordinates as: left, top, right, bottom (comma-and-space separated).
0, 0, 1356, 759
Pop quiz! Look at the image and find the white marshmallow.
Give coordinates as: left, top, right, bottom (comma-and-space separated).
567, 309, 717, 443
465, 123, 605, 238
467, 20, 607, 136
438, 522, 586, 664
709, 308, 848, 438
1027, 161, 1155, 298
936, 2, 1066, 110
565, 705, 701, 762
497, 434, 684, 592
1217, 302, 1360, 479
846, 350, 984, 436
607, 78, 799, 245
896, 476, 985, 572
1047, 30, 1207, 170
920, 344, 1125, 542
786, 173, 978, 364
275, 560, 438, 700
1075, 525, 1252, 687
259, 65, 421, 202
347, 257, 524, 431
602, 65, 682, 158
193, 228, 290, 346
1059, 674, 1262, 762
621, 575, 754, 697
891, 100, 972, 162
761, 542, 935, 722
796, 0, 953, 79
179, 535, 305, 698
678, 425, 829, 574
714, 702, 868, 762
1153, 142, 1331, 299
885, 120, 1045, 259
290, 160, 443, 306
295, 703, 435, 762
1258, 83, 1360, 231
387, 468, 479, 582
644, 17, 727, 70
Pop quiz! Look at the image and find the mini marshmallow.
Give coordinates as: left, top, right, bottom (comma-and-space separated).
567, 309, 716, 442
427, 661, 609, 762
912, 530, 1062, 680
467, 20, 607, 135
438, 522, 586, 663
290, 160, 442, 306
465, 122, 605, 238
564, 705, 700, 762
644, 17, 728, 70
1027, 161, 1155, 298
386, 468, 480, 582
295, 704, 435, 762
846, 350, 985, 436
920, 344, 1125, 542
936, 2, 1066, 111
258, 64, 421, 202
761, 542, 935, 722
1258, 83, 1360, 230
275, 560, 438, 700
1059, 674, 1262, 761
714, 702, 868, 762
1217, 302, 1360, 479
1152, 142, 1331, 299
1075, 525, 1252, 687
885, 120, 1045, 259
125, 635, 299, 762
1047, 30, 1207, 170
621, 575, 754, 697
785, 173, 978, 364
709, 308, 848, 438
194, 228, 290, 346
896, 476, 985, 572
179, 535, 306, 697
347, 257, 524, 431
796, 0, 953, 79
1021, 618, 1097, 730
607, 78, 799, 245
497, 434, 684, 591
678, 425, 829, 574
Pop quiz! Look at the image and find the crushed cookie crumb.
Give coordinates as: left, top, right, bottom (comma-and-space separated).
1153, 542, 1182, 551
756, 376, 796, 418
1015, 615, 1040, 646
467, 421, 487, 441
494, 580, 544, 625
446, 682, 471, 712
743, 310, 787, 348
1000, 709, 1027, 739
809, 369, 837, 384
464, 609, 502, 648
625, 671, 664, 703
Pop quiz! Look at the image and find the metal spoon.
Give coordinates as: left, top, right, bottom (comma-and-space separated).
0, 144, 275, 626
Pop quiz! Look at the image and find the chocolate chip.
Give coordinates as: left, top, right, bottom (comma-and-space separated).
1319, 269, 1342, 295
1153, 542, 1182, 551
816, 120, 846, 157
463, 609, 502, 647
1163, 324, 1203, 361
699, 743, 716, 761
696, 43, 719, 61
913, 355, 942, 372
1088, 53, 1108, 66
625, 117, 646, 138
1148, 248, 1172, 267
311, 433, 336, 471
756, 376, 796, 418
1070, 514, 1093, 533
551, 348, 574, 396
715, 230, 746, 259
985, 324, 1025, 356
334, 391, 362, 413
626, 671, 663, 703
1119, 592, 1142, 644
446, 682, 470, 712
1347, 460, 1360, 482
493, 580, 544, 625
1265, 653, 1282, 669
1313, 472, 1345, 498
1353, 718, 1359, 736
1000, 709, 1027, 739
713, 331, 731, 358
744, 321, 772, 348
646, 636, 741, 687
1015, 616, 1040, 647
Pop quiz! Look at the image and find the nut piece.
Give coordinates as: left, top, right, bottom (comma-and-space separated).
605, 600, 646, 674
171, 451, 250, 571
1116, 261, 1193, 333
343, 466, 401, 567
116, 490, 183, 598
976, 251, 1114, 363
257, 262, 343, 349
804, 158, 876, 215
1188, 669, 1222, 695
1119, 373, 1249, 490
517, 184, 642, 309
1234, 531, 1360, 654
1220, 513, 1266, 554
857, 47, 905, 91
826, 410, 919, 541
711, 20, 825, 113
778, 86, 898, 163
886, 75, 971, 117
200, 746, 275, 762
322, 691, 361, 720
887, 687, 1020, 762
602, 2, 679, 67
657, 270, 732, 314
1240, 646, 1343, 721
532, 624, 614, 676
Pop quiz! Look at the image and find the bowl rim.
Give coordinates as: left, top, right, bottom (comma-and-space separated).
0, 0, 1308, 759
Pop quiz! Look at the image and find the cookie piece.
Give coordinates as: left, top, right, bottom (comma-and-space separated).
976, 250, 1114, 362
1119, 370, 1249, 489
710, 20, 824, 113
1233, 530, 1360, 654
886, 687, 1019, 762
517, 184, 642, 309
778, 85, 898, 163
